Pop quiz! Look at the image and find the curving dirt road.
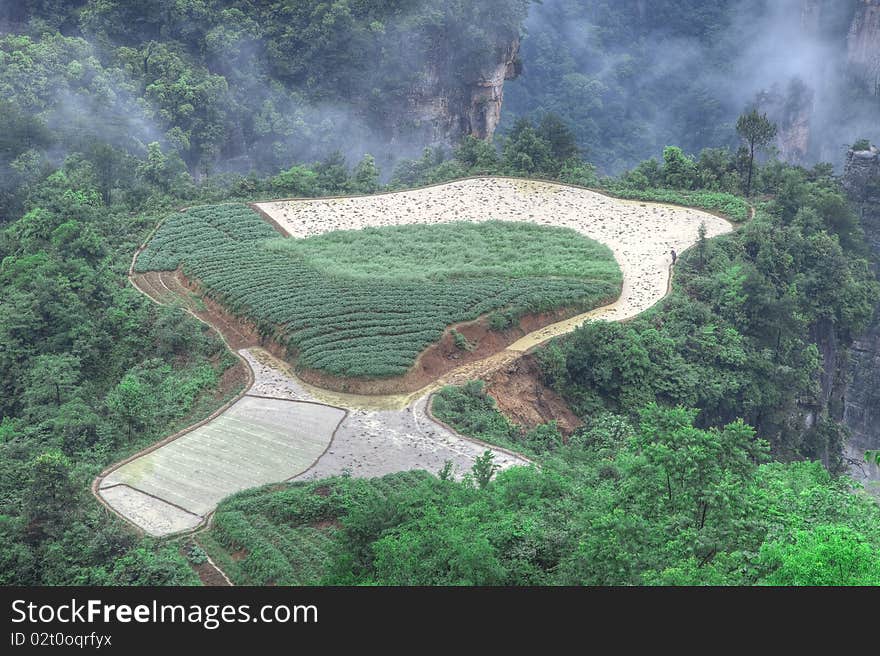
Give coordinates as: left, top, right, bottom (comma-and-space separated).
94, 177, 734, 538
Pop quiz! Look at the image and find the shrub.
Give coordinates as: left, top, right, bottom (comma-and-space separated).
451, 329, 475, 351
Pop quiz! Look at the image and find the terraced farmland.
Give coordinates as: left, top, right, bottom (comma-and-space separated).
98, 396, 346, 535
99, 177, 733, 541
135, 204, 621, 379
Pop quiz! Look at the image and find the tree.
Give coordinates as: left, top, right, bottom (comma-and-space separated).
625, 404, 768, 565
438, 460, 455, 481
661, 146, 697, 189
502, 118, 554, 175
454, 135, 499, 172
736, 109, 777, 196
23, 450, 75, 540
105, 372, 151, 443
537, 113, 580, 163
696, 221, 708, 271
23, 354, 81, 408
352, 154, 380, 194
137, 142, 171, 191
472, 450, 499, 489
314, 151, 351, 194
759, 525, 880, 586
270, 165, 318, 197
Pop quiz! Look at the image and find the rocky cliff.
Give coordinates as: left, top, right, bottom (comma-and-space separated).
758, 79, 814, 165
396, 35, 521, 147
842, 145, 880, 486
758, 0, 879, 164
848, 0, 880, 95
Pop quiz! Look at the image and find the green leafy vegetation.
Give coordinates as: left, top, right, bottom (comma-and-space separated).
0, 1, 532, 182
0, 158, 237, 585
2, 1, 879, 588
199, 471, 435, 586
501, 1, 877, 174
737, 109, 778, 196
534, 164, 879, 468
432, 381, 563, 457
273, 221, 620, 282
136, 208, 621, 378
603, 188, 750, 222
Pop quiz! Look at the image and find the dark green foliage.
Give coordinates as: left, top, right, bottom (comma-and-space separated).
501, 1, 876, 175
0, 2, 534, 178
736, 109, 778, 196
432, 381, 563, 457
538, 168, 879, 464
451, 330, 475, 352
487, 310, 517, 331
3, 1, 879, 589
201, 472, 433, 586
0, 155, 237, 586
471, 451, 500, 489
603, 187, 750, 222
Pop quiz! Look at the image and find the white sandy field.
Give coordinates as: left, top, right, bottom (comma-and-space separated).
97, 177, 734, 537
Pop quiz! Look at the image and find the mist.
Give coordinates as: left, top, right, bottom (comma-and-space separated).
4, 0, 877, 183
502, 0, 880, 173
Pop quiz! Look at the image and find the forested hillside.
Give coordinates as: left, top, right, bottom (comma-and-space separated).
502, 0, 880, 172
1, 1, 879, 586
0, 0, 529, 194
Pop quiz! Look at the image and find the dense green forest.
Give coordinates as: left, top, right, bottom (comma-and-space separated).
1, 1, 879, 586
3, 112, 877, 583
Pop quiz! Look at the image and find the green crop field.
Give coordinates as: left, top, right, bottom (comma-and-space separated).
135, 204, 622, 378
199, 471, 434, 585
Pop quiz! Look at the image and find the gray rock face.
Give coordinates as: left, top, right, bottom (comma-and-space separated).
843, 146, 880, 485
395, 36, 521, 148
757, 80, 814, 165
848, 0, 880, 95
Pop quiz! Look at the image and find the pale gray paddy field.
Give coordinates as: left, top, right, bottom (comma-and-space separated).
98, 395, 345, 535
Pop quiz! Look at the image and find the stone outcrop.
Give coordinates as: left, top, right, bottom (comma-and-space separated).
463, 38, 522, 140
842, 145, 880, 485
848, 0, 880, 95
397, 36, 521, 147
757, 80, 814, 165
755, 1, 879, 165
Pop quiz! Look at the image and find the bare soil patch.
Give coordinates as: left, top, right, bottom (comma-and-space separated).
484, 354, 583, 436
180, 545, 231, 587
140, 265, 611, 396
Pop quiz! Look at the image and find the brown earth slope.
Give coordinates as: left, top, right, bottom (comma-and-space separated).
484, 354, 582, 436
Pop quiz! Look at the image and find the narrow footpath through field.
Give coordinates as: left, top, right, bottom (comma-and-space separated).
95, 177, 734, 538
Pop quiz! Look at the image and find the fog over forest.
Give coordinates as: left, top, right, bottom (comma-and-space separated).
2, 0, 877, 181
503, 0, 879, 172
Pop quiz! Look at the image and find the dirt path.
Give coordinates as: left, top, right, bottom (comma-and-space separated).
94, 177, 737, 569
